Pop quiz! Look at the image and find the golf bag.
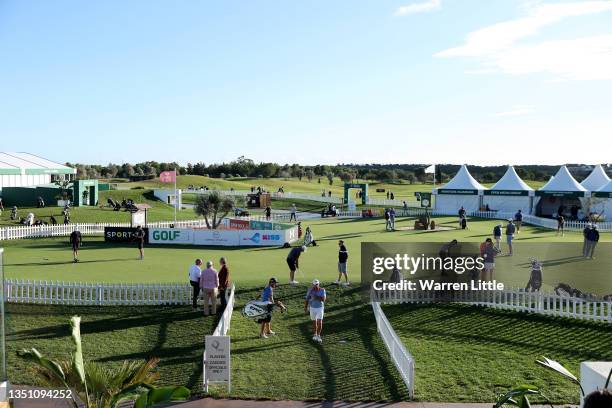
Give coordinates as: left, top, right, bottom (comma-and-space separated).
241, 300, 286, 322
525, 259, 542, 292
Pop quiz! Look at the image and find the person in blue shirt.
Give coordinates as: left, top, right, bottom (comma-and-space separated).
304, 279, 326, 344
514, 210, 523, 234
259, 277, 279, 339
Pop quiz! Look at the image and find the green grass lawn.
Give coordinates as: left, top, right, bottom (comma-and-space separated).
3, 216, 610, 291
384, 302, 612, 404
0, 189, 199, 227
6, 285, 407, 401
121, 176, 546, 200
6, 303, 216, 396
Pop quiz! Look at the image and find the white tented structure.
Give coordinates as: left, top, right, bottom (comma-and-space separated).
591, 179, 612, 221
483, 166, 534, 214
580, 164, 610, 192
535, 166, 587, 217
433, 165, 487, 213
0, 152, 75, 191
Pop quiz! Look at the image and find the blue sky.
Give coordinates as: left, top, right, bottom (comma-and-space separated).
1, 0, 611, 165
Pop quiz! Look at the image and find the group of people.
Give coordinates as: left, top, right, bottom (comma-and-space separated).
188, 257, 231, 315
385, 191, 395, 200
582, 223, 600, 259
384, 208, 396, 231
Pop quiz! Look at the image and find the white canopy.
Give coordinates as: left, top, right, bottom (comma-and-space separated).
581, 164, 610, 191
490, 166, 533, 191
539, 166, 586, 192
440, 165, 487, 190
597, 178, 612, 193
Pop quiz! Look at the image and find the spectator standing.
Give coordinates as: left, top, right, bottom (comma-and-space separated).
336, 240, 349, 285
0, 197, 3, 211
493, 223, 502, 250
389, 208, 396, 230
384, 209, 391, 231
304, 279, 326, 344
505, 219, 516, 256
134, 225, 145, 260
200, 261, 219, 316
514, 210, 523, 233
265, 205, 271, 220
458, 206, 466, 221
189, 259, 202, 310
289, 204, 297, 222
585, 224, 600, 259
481, 238, 497, 282
218, 257, 230, 312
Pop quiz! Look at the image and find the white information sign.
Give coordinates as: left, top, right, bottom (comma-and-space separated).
204, 335, 231, 392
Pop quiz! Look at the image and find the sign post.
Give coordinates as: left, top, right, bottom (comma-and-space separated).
203, 335, 231, 393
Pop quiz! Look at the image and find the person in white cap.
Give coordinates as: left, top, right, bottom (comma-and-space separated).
304, 279, 326, 343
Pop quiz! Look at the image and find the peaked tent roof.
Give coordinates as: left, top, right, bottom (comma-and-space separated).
440, 165, 487, 190
490, 166, 533, 191
580, 164, 610, 191
0, 152, 75, 175
539, 166, 586, 192
597, 178, 612, 193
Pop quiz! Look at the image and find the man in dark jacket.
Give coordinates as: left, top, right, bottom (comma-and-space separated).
69, 228, 82, 263
582, 223, 592, 257
287, 246, 305, 285
585, 224, 600, 259
218, 257, 230, 312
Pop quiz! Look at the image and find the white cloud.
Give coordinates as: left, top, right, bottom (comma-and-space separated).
494, 105, 535, 117
435, 1, 612, 80
395, 0, 441, 16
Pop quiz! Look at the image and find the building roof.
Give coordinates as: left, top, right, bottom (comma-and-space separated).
440, 165, 487, 190
0, 152, 75, 175
580, 164, 610, 191
490, 166, 533, 191
539, 166, 586, 192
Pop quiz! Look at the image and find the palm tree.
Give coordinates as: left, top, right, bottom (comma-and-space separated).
193, 192, 235, 229
17, 316, 189, 408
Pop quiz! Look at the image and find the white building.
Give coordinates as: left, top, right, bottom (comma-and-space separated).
433, 165, 487, 213
483, 166, 534, 214
0, 152, 76, 191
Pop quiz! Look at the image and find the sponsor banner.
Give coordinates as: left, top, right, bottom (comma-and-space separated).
149, 228, 193, 244
535, 191, 585, 198
104, 227, 149, 243
229, 219, 251, 230
484, 190, 529, 196
239, 230, 284, 246
437, 189, 479, 195
250, 220, 273, 230
592, 192, 612, 198
193, 229, 241, 246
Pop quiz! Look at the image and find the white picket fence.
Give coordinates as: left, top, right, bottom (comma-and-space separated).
372, 302, 415, 398
0, 219, 208, 241
470, 211, 612, 232
373, 287, 612, 323
5, 279, 194, 305
212, 284, 236, 337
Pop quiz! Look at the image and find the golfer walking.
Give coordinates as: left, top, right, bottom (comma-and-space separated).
336, 240, 349, 285
200, 261, 219, 316
189, 259, 202, 310
304, 279, 326, 344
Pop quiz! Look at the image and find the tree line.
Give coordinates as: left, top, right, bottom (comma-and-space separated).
67, 157, 601, 183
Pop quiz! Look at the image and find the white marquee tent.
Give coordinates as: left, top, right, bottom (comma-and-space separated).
483, 166, 534, 214
590, 178, 612, 221
580, 164, 610, 192
536, 166, 587, 217
433, 165, 487, 213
